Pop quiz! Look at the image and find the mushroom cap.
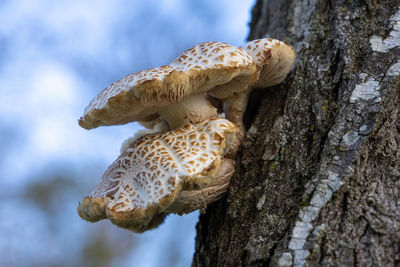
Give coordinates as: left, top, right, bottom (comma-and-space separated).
241, 38, 296, 88
77, 118, 238, 232
79, 42, 256, 130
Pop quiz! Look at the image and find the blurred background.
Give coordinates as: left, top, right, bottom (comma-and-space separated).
0, 0, 254, 266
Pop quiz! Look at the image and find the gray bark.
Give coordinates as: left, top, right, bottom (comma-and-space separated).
193, 0, 400, 266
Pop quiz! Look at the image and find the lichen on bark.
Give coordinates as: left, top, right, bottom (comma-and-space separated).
193, 1, 400, 266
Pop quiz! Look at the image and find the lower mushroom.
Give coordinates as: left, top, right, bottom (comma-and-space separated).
77, 118, 238, 232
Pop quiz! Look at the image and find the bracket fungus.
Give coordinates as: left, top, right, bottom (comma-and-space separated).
78, 118, 238, 232
78, 38, 295, 232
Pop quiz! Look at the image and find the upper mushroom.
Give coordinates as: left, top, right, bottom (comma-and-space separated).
79, 41, 256, 131
78, 118, 238, 232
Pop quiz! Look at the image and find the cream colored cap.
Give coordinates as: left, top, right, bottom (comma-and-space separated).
241, 38, 296, 88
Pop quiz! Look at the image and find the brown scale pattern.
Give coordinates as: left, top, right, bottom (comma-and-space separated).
241, 38, 296, 88
90, 118, 237, 213
170, 41, 253, 70
241, 38, 280, 72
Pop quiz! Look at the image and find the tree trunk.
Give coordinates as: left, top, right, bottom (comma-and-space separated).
193, 0, 400, 266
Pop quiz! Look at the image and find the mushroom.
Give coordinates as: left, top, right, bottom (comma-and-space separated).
78, 41, 256, 132
77, 118, 238, 232
241, 38, 296, 88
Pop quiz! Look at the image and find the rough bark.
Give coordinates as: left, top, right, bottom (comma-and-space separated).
193, 0, 400, 266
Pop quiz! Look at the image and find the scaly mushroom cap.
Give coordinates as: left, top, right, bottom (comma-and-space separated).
241, 38, 296, 88
77, 118, 238, 232
79, 42, 256, 130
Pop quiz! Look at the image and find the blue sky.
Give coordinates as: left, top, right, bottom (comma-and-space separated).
0, 0, 254, 266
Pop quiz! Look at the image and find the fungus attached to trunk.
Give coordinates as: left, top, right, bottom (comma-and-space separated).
78, 118, 238, 232
77, 38, 296, 232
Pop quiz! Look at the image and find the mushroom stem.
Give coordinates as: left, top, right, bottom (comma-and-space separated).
223, 91, 250, 158
158, 93, 218, 129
